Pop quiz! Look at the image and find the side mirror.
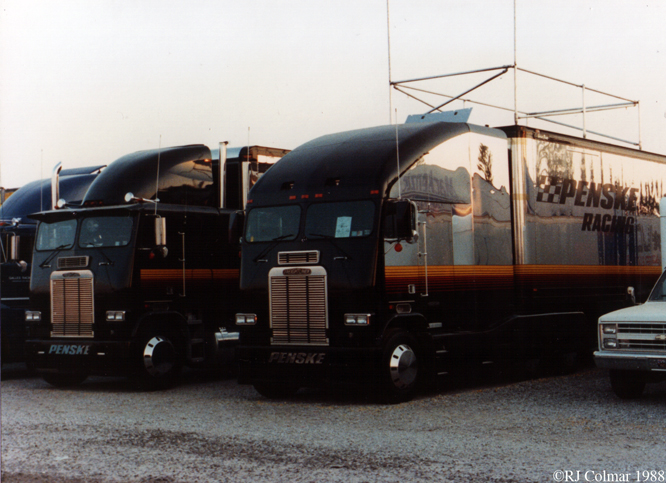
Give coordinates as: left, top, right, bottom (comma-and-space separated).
627, 286, 636, 305
228, 211, 245, 246
384, 199, 418, 243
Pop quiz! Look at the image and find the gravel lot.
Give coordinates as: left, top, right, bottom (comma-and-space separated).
1, 362, 665, 483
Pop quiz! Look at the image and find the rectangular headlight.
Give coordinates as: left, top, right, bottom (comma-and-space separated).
25, 311, 41, 322
344, 314, 371, 326
602, 324, 617, 335
106, 311, 125, 321
603, 339, 618, 349
235, 313, 257, 325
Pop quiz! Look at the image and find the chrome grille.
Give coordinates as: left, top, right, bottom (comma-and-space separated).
278, 250, 320, 265
51, 271, 94, 338
57, 256, 90, 269
617, 323, 666, 351
269, 266, 328, 346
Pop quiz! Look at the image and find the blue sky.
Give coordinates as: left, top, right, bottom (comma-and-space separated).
1, 0, 665, 188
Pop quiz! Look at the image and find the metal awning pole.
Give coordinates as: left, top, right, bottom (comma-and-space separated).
582, 84, 587, 139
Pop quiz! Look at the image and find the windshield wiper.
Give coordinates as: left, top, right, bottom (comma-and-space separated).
305, 233, 353, 260
253, 234, 296, 262
92, 246, 115, 266
39, 244, 70, 268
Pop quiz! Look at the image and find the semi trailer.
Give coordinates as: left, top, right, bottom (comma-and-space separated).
233, 121, 666, 401
24, 144, 288, 387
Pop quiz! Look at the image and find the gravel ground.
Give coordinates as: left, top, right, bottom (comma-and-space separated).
1, 363, 665, 483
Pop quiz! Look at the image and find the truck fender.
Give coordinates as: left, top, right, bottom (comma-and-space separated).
379, 313, 429, 341
131, 311, 190, 343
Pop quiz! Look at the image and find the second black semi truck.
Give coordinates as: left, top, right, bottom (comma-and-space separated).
24, 144, 288, 387
234, 121, 666, 401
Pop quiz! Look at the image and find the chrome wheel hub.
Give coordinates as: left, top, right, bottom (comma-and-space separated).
389, 343, 417, 389
143, 336, 176, 376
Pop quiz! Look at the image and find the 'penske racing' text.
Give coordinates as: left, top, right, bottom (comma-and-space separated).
537, 176, 639, 234
268, 352, 325, 364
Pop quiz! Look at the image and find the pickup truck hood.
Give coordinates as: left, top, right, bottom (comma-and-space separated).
600, 302, 666, 322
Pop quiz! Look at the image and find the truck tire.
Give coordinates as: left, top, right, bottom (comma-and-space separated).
253, 383, 299, 399
380, 330, 420, 403
609, 370, 646, 399
133, 332, 182, 390
42, 372, 88, 387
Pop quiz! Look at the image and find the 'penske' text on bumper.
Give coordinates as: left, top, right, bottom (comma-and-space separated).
48, 344, 91, 355
268, 352, 325, 364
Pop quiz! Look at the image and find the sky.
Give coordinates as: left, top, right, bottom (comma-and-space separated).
1, 0, 665, 189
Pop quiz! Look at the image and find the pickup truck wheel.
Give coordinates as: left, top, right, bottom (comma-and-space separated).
380, 330, 420, 403
253, 383, 299, 399
42, 373, 88, 387
609, 370, 646, 399
133, 333, 182, 390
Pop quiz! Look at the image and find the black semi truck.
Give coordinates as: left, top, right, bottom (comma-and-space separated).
24, 144, 287, 387
1, 165, 104, 365
234, 121, 666, 401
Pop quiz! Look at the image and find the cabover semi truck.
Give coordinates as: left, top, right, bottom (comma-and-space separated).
25, 144, 288, 387
1, 165, 104, 365
593, 197, 666, 399
234, 121, 666, 401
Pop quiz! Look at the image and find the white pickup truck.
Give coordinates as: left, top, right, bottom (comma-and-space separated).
594, 270, 666, 398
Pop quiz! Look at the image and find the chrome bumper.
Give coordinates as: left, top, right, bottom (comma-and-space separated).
594, 350, 666, 372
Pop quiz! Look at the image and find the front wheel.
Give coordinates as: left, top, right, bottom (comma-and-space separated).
380, 330, 420, 403
132, 333, 182, 390
609, 370, 646, 399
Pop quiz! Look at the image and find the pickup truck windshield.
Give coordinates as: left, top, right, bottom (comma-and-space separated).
245, 205, 300, 243
36, 220, 77, 251
79, 216, 133, 248
648, 272, 666, 301
305, 201, 375, 239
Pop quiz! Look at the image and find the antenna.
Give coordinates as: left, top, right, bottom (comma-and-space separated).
513, 0, 518, 125
386, 0, 394, 124
155, 135, 161, 216
395, 108, 401, 199
40, 149, 44, 211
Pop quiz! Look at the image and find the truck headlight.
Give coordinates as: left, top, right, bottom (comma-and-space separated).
106, 311, 126, 321
236, 313, 257, 325
344, 314, 371, 326
25, 311, 42, 322
602, 324, 617, 335
603, 339, 618, 349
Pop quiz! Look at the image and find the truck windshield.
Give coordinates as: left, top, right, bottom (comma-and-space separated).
648, 272, 666, 301
305, 201, 375, 239
35, 220, 77, 251
79, 216, 133, 248
245, 205, 300, 243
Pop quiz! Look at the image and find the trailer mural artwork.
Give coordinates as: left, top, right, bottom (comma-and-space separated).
24, 144, 288, 388
234, 121, 666, 402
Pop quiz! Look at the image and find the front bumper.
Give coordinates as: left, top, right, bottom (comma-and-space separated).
594, 350, 666, 372
237, 345, 382, 387
26, 339, 132, 376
